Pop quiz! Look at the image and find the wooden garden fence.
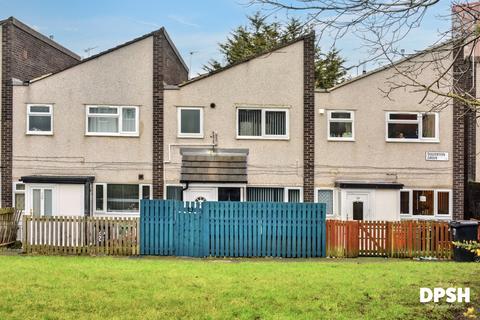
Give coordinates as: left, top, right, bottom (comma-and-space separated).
23, 215, 139, 255
0, 208, 21, 247
326, 220, 452, 259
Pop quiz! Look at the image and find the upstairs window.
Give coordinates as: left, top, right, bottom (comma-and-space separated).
386, 112, 438, 142
27, 104, 53, 135
328, 110, 354, 141
178, 107, 203, 138
86, 105, 139, 136
237, 108, 289, 139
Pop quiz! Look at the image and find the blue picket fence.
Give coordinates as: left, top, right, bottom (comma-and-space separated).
140, 200, 326, 258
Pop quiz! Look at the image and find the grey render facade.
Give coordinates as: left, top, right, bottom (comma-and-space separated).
0, 17, 478, 221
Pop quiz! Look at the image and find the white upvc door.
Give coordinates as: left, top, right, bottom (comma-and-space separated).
30, 186, 55, 216
183, 187, 218, 202
344, 191, 372, 220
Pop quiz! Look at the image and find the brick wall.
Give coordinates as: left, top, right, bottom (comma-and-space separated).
303, 33, 315, 202
452, 42, 476, 220
152, 30, 188, 199
1, 20, 79, 207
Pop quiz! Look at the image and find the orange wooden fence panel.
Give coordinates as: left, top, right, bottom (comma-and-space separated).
326, 220, 452, 259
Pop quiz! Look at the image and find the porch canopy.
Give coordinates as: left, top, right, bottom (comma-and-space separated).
335, 180, 404, 189
180, 148, 248, 184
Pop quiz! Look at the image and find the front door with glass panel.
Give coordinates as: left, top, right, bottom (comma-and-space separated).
345, 192, 370, 220
183, 187, 218, 202
31, 187, 54, 216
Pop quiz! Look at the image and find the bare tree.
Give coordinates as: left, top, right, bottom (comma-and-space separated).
249, 0, 480, 111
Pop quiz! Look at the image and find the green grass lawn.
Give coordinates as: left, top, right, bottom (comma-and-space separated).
0, 256, 478, 320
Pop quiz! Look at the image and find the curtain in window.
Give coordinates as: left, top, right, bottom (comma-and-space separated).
181, 109, 200, 134
166, 186, 183, 201
317, 190, 333, 215
413, 190, 434, 215
88, 117, 118, 133
122, 108, 136, 132
287, 189, 301, 202
265, 111, 286, 135
422, 114, 436, 138
14, 194, 25, 211
107, 184, 139, 212
238, 109, 261, 136
247, 187, 284, 202
95, 185, 104, 211
400, 191, 410, 214
437, 192, 450, 215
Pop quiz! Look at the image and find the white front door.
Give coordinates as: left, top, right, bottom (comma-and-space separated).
183, 187, 218, 202
345, 192, 371, 220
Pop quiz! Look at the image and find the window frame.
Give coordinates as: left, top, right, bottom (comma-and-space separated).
85, 105, 139, 137
327, 110, 355, 141
285, 187, 303, 203
93, 183, 149, 215
177, 107, 204, 138
399, 189, 452, 219
236, 107, 290, 140
385, 112, 439, 143
26, 104, 53, 135
315, 188, 337, 217
13, 182, 26, 212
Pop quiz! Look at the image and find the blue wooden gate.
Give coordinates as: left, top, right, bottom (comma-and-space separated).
140, 200, 326, 258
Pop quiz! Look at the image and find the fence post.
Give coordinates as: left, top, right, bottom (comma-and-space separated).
22, 215, 28, 253
202, 202, 210, 257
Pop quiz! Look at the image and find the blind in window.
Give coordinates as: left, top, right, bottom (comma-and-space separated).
166, 186, 183, 201
265, 111, 286, 135
287, 189, 301, 202
238, 109, 261, 136
247, 187, 284, 202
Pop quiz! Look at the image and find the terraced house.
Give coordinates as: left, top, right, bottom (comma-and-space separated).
0, 16, 478, 221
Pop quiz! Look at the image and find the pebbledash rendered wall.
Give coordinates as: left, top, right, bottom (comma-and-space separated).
1, 18, 80, 207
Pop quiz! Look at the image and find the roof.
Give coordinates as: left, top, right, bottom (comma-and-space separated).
319, 40, 453, 92
20, 175, 95, 184
180, 33, 314, 87
0, 17, 81, 60
28, 28, 187, 83
180, 148, 248, 184
335, 180, 404, 190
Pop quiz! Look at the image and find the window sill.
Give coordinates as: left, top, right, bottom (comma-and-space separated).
94, 211, 140, 216
386, 139, 440, 144
85, 133, 139, 137
177, 134, 204, 139
26, 132, 53, 136
236, 136, 290, 141
400, 214, 451, 220
328, 138, 355, 142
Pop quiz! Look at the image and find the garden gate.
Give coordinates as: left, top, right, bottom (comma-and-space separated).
140, 200, 327, 258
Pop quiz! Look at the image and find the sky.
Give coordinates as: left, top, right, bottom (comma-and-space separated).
1, 0, 454, 77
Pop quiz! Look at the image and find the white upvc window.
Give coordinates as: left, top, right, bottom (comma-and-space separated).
237, 107, 289, 139
285, 187, 303, 203
177, 107, 204, 138
315, 188, 337, 216
328, 110, 354, 141
400, 189, 452, 219
86, 105, 139, 136
94, 183, 151, 214
26, 104, 53, 135
13, 182, 25, 212
386, 112, 439, 142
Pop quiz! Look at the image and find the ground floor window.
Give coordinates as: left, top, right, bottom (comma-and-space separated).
246, 187, 302, 202
95, 183, 151, 214
166, 185, 183, 201
400, 189, 451, 218
13, 183, 25, 212
218, 187, 241, 201
316, 189, 334, 216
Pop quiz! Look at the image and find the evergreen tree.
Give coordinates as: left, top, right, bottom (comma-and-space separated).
203, 12, 346, 89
